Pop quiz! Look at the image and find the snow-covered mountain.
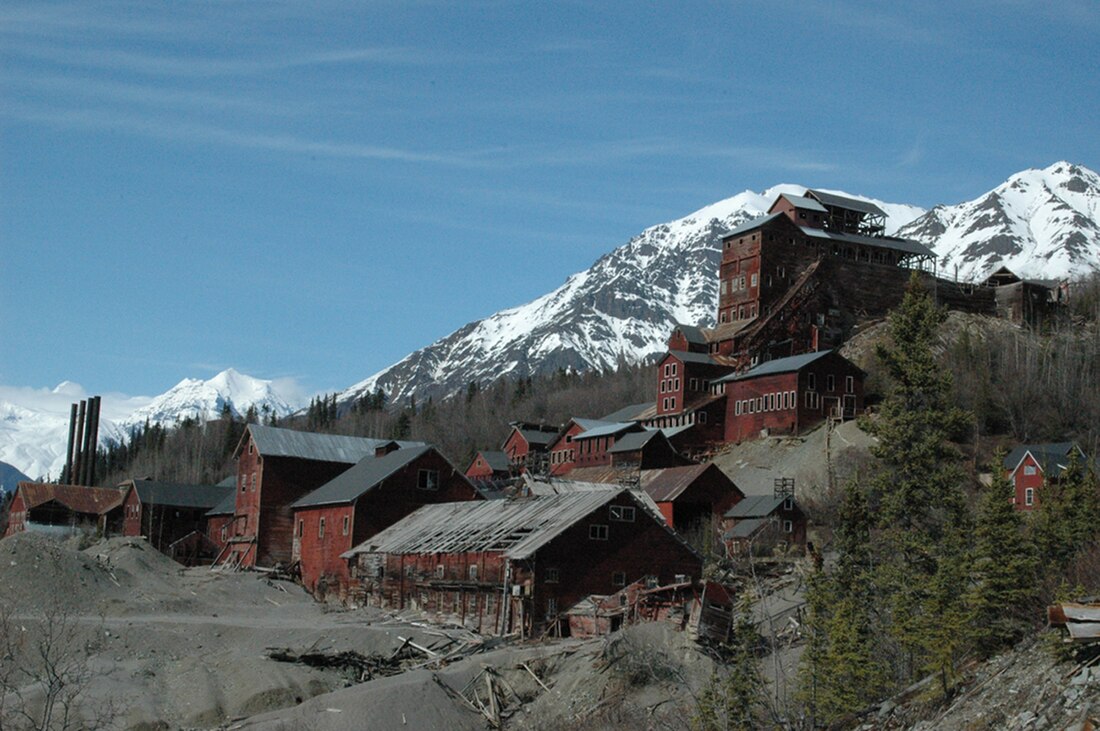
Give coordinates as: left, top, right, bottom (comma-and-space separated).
0, 370, 302, 480
0, 461, 31, 494
118, 369, 298, 433
340, 186, 924, 406
899, 162, 1100, 282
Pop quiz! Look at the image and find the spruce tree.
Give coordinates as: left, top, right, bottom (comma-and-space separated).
866, 272, 974, 689
970, 455, 1039, 658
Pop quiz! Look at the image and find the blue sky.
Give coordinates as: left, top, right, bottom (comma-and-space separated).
2, 0, 1097, 401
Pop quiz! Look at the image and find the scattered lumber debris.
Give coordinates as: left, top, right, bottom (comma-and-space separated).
264, 647, 412, 682
1048, 599, 1100, 643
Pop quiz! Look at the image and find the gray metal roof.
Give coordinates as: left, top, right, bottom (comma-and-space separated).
244, 424, 422, 464
777, 194, 828, 213
724, 494, 788, 518
207, 490, 237, 517
719, 212, 784, 239
668, 350, 722, 366
573, 422, 641, 441
1003, 442, 1083, 476
128, 480, 234, 510
571, 418, 618, 432
806, 189, 887, 217
343, 490, 645, 560
801, 227, 934, 258
714, 350, 835, 383
723, 517, 770, 540
600, 402, 656, 423
290, 445, 436, 508
673, 323, 708, 344
476, 451, 512, 472
514, 426, 559, 448
607, 430, 663, 453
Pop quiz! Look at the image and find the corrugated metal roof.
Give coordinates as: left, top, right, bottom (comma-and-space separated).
343, 490, 641, 560
806, 189, 887, 217
668, 349, 722, 366
724, 494, 787, 518
572, 418, 617, 431
515, 427, 559, 448
290, 445, 436, 508
776, 194, 828, 213
128, 480, 234, 510
16, 482, 125, 515
245, 424, 420, 464
801, 227, 934, 257
673, 323, 708, 344
1003, 442, 1082, 477
714, 350, 834, 383
643, 464, 722, 502
719, 212, 784, 239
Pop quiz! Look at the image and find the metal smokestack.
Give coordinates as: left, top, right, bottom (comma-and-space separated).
72, 400, 87, 485
84, 396, 101, 486
63, 403, 78, 484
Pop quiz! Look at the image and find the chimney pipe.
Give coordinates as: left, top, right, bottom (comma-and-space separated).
85, 396, 101, 486
63, 403, 78, 484
72, 400, 87, 486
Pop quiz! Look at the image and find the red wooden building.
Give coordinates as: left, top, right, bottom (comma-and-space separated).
206, 488, 236, 554
1002, 442, 1090, 511
120, 479, 233, 562
464, 450, 511, 481
290, 446, 479, 598
547, 418, 612, 475
714, 350, 864, 442
4, 482, 124, 538
221, 424, 424, 569
722, 483, 806, 555
501, 422, 560, 474
343, 489, 701, 637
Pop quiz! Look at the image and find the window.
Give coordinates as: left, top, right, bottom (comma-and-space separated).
609, 505, 636, 522
342, 515, 350, 536
589, 524, 609, 541
240, 475, 246, 493
1025, 488, 1035, 506
735, 400, 742, 415
784, 497, 793, 511
220, 525, 227, 541
251, 473, 256, 492
826, 375, 836, 392
784, 520, 793, 533
756, 397, 762, 412
249, 441, 254, 455
699, 411, 708, 424
545, 567, 560, 583
547, 597, 558, 616
790, 390, 796, 408
486, 593, 495, 612
436, 565, 445, 578
417, 469, 439, 490
751, 273, 758, 288
690, 378, 698, 391
296, 519, 304, 537
671, 363, 678, 376
318, 517, 325, 539
673, 378, 680, 391
612, 572, 627, 587
468, 595, 478, 612
807, 373, 816, 391
670, 397, 676, 410
845, 376, 855, 393
660, 380, 666, 393
664, 363, 671, 377
748, 399, 755, 414
468, 564, 478, 581
1023, 465, 1037, 476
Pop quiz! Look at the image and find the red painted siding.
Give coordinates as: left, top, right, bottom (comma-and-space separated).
122, 487, 142, 537
3, 491, 27, 537
1009, 453, 1045, 511
548, 422, 585, 476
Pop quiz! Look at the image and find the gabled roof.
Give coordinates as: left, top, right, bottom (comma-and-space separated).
714, 350, 838, 383
723, 517, 770, 540
290, 445, 437, 509
473, 451, 511, 472
16, 482, 124, 515
238, 424, 421, 463
672, 323, 708, 344
718, 212, 785, 239
206, 491, 237, 517
801, 227, 934, 258
806, 189, 887, 217
216, 476, 236, 488
599, 402, 654, 423
126, 480, 233, 510
772, 193, 827, 213
508, 423, 560, 450
642, 463, 738, 503
343, 490, 659, 560
724, 494, 788, 518
666, 350, 723, 366
1003, 442, 1084, 477
607, 429, 666, 454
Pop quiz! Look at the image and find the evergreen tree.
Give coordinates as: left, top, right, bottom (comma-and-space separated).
866, 272, 974, 689
970, 455, 1039, 658
694, 598, 763, 731
1031, 449, 1100, 571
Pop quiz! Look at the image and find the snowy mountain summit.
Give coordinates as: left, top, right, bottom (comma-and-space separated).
899, 161, 1100, 282
120, 369, 298, 431
340, 185, 923, 406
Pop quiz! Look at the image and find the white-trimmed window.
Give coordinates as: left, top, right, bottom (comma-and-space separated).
318, 517, 326, 539
609, 505, 636, 522
468, 564, 478, 581
670, 397, 676, 410
1023, 465, 1037, 476
807, 373, 816, 391
417, 469, 439, 490
547, 597, 558, 616
783, 520, 793, 533
589, 524, 609, 541
735, 400, 743, 415
826, 374, 836, 392
342, 515, 350, 536
751, 273, 758, 287
1025, 488, 1035, 506
436, 565, 445, 578
845, 376, 855, 393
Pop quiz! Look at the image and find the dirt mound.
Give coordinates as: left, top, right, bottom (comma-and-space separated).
0, 532, 122, 613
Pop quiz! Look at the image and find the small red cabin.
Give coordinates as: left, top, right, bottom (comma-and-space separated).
1002, 442, 1089, 511
4, 482, 124, 539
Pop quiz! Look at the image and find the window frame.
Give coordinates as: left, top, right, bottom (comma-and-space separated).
589, 524, 609, 541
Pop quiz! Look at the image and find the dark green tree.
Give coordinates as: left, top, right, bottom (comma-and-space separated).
694, 598, 763, 731
969, 455, 1039, 657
